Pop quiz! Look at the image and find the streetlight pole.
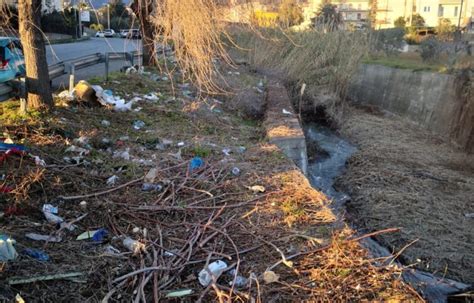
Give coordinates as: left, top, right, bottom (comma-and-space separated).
458, 0, 464, 29
107, 4, 110, 30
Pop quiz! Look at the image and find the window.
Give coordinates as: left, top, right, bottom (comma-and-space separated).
454, 6, 458, 17
438, 5, 444, 17
424, 6, 430, 12
357, 13, 361, 20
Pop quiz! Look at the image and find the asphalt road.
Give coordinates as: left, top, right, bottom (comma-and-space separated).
46, 37, 142, 89
46, 37, 141, 64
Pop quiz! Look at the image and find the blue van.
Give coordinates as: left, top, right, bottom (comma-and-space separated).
0, 37, 25, 83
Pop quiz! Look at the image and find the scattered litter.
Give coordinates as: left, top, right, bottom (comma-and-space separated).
24, 248, 49, 261
34, 156, 46, 166
144, 168, 158, 183
143, 93, 159, 101
238, 146, 247, 153
8, 272, 85, 285
73, 136, 90, 146
222, 148, 232, 156
101, 120, 111, 127
249, 185, 266, 193
125, 66, 137, 75
282, 109, 292, 115
231, 167, 241, 176
141, 183, 163, 192
465, 213, 474, 218
57, 90, 75, 102
198, 260, 228, 286
134, 107, 142, 112
59, 221, 78, 231
42, 204, 58, 214
92, 85, 134, 112
0, 235, 18, 261
76, 228, 108, 241
132, 227, 141, 234
25, 233, 62, 243
107, 175, 119, 186
114, 149, 130, 161
190, 157, 204, 171
133, 120, 145, 130
42, 204, 64, 224
65, 145, 89, 155
258, 79, 264, 87
123, 237, 145, 254
228, 269, 248, 288
79, 201, 87, 209
104, 245, 121, 255
15, 294, 25, 303
165, 289, 194, 298
263, 270, 279, 284
177, 142, 185, 147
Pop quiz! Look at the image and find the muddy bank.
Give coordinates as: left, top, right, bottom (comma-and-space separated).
335, 106, 474, 284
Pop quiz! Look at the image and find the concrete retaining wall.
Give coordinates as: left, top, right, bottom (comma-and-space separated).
349, 64, 474, 153
264, 80, 308, 174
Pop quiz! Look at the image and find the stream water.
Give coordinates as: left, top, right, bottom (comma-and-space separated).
305, 123, 356, 211
303, 123, 470, 303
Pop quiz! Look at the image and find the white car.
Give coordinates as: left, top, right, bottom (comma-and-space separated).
95, 31, 105, 38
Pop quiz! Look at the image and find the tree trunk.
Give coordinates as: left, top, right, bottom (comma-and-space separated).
131, 0, 155, 67
18, 0, 53, 109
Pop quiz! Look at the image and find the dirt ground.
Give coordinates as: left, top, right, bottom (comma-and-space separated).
0, 66, 419, 301
336, 105, 474, 284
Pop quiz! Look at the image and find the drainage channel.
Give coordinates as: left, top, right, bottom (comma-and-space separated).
303, 123, 470, 303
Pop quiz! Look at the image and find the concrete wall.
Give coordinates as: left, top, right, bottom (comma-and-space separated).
264, 80, 308, 174
349, 64, 474, 153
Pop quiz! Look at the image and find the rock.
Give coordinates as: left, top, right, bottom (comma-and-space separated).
230, 88, 265, 120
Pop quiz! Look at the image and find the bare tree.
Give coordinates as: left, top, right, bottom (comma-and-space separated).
18, 0, 53, 109
131, 0, 156, 66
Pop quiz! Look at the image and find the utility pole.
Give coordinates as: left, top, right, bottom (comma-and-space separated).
78, 2, 82, 38
458, 0, 464, 29
107, 4, 110, 30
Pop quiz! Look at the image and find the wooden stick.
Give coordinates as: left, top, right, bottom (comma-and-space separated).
58, 177, 144, 200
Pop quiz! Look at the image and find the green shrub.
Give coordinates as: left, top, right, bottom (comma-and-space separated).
420, 37, 442, 62
372, 28, 405, 55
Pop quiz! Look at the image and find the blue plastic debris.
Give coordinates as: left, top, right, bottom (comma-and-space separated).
91, 228, 108, 242
190, 157, 204, 171
24, 248, 49, 261
0, 142, 26, 152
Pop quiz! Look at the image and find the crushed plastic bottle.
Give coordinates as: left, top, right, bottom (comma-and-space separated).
132, 120, 145, 130
228, 269, 248, 288
123, 237, 145, 254
0, 235, 18, 261
141, 183, 163, 192
42, 204, 64, 224
198, 260, 228, 286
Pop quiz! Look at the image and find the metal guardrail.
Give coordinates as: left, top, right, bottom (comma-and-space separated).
0, 51, 142, 101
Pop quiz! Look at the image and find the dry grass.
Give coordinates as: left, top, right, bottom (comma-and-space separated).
336, 106, 474, 284
0, 68, 419, 301
228, 26, 369, 123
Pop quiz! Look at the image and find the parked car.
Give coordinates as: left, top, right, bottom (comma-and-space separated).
96, 29, 115, 38
0, 37, 25, 83
104, 29, 115, 37
126, 29, 141, 39
119, 29, 129, 38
